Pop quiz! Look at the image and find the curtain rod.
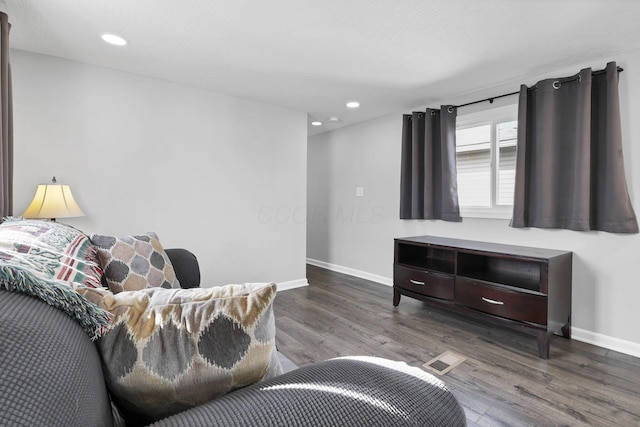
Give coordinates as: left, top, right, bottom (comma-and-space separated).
455, 91, 519, 109
454, 66, 624, 110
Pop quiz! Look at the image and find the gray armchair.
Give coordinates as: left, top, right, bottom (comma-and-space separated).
0, 249, 466, 427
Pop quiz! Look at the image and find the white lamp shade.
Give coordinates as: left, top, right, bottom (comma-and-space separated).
22, 184, 85, 219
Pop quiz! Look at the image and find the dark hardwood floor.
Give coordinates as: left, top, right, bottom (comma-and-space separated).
274, 265, 640, 427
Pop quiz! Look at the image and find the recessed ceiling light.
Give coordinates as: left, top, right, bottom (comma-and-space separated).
101, 33, 127, 46
328, 117, 340, 122
346, 101, 360, 109
311, 121, 323, 126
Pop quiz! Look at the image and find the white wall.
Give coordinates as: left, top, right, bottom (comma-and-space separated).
308, 51, 640, 357
11, 50, 307, 288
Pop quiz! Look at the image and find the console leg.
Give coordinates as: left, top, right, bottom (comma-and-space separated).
561, 322, 571, 339
537, 331, 550, 359
393, 287, 401, 307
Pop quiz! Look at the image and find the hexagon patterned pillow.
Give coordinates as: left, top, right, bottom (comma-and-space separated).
90, 232, 180, 293
84, 282, 282, 425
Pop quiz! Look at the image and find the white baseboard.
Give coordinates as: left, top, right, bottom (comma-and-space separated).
306, 258, 393, 287
277, 278, 309, 292
572, 327, 640, 358
307, 258, 640, 359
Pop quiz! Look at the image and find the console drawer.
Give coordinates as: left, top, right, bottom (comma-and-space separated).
455, 277, 547, 325
394, 265, 454, 300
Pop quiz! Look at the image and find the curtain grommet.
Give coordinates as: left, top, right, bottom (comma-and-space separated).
447, 106, 454, 114
552, 81, 561, 90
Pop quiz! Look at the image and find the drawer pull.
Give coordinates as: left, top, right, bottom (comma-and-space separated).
410, 279, 427, 286
482, 297, 504, 305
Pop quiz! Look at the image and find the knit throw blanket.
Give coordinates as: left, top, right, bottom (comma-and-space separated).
0, 218, 111, 339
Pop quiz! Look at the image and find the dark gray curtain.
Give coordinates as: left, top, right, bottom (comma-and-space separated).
400, 106, 461, 221
511, 62, 638, 233
0, 12, 12, 218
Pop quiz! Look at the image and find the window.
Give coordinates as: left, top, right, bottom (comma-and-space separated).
455, 104, 517, 219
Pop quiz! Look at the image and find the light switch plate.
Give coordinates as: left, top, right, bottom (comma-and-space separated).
356, 186, 364, 197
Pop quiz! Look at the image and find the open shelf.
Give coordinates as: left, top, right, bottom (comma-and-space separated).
457, 252, 542, 292
396, 244, 455, 274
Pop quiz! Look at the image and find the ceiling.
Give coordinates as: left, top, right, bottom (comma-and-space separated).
2, 0, 640, 136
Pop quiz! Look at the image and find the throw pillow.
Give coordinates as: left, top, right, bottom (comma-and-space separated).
91, 283, 282, 425
91, 232, 180, 293
0, 218, 111, 338
0, 218, 103, 288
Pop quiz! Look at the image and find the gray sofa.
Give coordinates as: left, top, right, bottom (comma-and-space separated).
0, 249, 466, 427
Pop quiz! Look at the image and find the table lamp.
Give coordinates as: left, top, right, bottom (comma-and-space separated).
22, 177, 85, 221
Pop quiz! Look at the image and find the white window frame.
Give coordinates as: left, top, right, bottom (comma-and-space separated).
456, 104, 518, 220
